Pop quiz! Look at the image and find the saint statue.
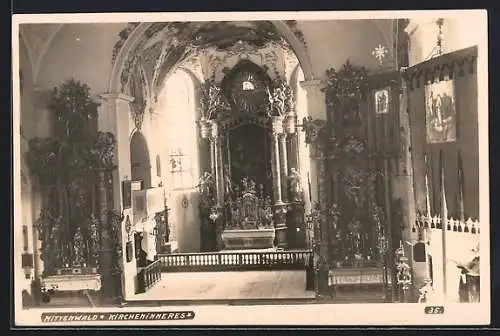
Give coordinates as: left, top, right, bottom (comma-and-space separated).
230, 198, 242, 228
72, 227, 86, 267
223, 165, 233, 198
87, 214, 100, 267
288, 168, 303, 201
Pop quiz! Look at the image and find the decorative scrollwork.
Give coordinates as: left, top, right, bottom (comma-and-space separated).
324, 60, 368, 105
266, 78, 295, 117
111, 22, 140, 65
109, 209, 124, 275
301, 116, 327, 145
200, 79, 231, 120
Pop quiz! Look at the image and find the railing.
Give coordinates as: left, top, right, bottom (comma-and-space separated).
136, 259, 162, 293
156, 250, 313, 272
414, 214, 480, 303
416, 215, 480, 233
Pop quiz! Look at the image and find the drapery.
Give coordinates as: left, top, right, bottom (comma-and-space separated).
407, 46, 479, 220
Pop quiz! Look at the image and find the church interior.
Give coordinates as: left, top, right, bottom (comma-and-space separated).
15, 16, 484, 307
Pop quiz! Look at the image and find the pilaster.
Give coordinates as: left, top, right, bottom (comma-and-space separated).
299, 79, 330, 297
98, 93, 134, 211
299, 79, 327, 206
98, 92, 135, 299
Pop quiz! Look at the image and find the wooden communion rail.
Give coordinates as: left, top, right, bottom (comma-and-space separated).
156, 250, 313, 272
136, 259, 163, 293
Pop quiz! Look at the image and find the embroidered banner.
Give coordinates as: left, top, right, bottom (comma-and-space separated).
406, 46, 478, 219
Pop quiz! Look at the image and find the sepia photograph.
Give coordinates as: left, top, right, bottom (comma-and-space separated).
12, 10, 489, 326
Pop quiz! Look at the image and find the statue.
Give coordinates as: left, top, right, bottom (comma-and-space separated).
288, 168, 303, 201
258, 184, 265, 198
241, 177, 249, 193
47, 216, 63, 271
302, 116, 314, 143
223, 165, 233, 198
72, 227, 86, 267
261, 196, 274, 228
87, 214, 100, 267
231, 198, 242, 228
248, 180, 256, 194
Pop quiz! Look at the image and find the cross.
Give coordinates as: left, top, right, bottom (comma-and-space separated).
372, 44, 388, 66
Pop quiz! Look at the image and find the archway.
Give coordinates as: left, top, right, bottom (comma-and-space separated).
130, 131, 152, 189
108, 21, 315, 93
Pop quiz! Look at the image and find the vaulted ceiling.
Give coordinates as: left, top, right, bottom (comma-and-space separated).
115, 21, 301, 99
19, 23, 63, 82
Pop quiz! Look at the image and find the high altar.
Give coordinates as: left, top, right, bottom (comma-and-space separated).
197, 60, 306, 251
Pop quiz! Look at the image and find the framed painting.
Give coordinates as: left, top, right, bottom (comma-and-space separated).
425, 79, 457, 143
374, 87, 390, 114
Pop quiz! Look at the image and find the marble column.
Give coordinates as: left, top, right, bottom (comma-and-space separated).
210, 121, 224, 250
271, 116, 287, 248
209, 125, 216, 179
299, 79, 330, 298
98, 93, 134, 300
279, 133, 289, 202
210, 121, 223, 206
271, 117, 283, 204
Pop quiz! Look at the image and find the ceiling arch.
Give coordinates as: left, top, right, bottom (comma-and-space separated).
18, 23, 64, 84
108, 21, 314, 95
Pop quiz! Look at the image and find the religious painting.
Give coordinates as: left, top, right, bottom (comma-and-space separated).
228, 123, 271, 193
425, 79, 457, 143
374, 87, 390, 114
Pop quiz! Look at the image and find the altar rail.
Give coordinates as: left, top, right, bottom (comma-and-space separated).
156, 250, 313, 272
416, 215, 480, 233
136, 259, 162, 293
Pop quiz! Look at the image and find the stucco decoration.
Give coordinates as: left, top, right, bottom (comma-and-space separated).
111, 23, 140, 64
117, 21, 301, 101
284, 21, 307, 49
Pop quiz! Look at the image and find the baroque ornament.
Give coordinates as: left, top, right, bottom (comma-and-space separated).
118, 21, 296, 98
301, 116, 327, 145
266, 78, 295, 117
28, 79, 117, 275
323, 60, 368, 107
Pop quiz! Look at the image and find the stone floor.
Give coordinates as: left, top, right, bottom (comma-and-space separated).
131, 270, 316, 301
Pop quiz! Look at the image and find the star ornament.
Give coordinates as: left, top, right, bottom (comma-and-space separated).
372, 44, 388, 65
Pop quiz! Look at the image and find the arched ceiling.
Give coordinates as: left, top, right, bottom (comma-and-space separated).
18, 23, 63, 83
114, 21, 304, 101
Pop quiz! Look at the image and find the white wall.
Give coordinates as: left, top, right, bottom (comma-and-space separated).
426, 226, 480, 302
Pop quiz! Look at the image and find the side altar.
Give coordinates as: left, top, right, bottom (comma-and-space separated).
196, 60, 306, 251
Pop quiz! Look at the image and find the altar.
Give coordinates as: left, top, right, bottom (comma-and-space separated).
196, 60, 306, 251
221, 177, 276, 249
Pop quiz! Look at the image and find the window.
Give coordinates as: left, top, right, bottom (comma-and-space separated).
160, 70, 199, 190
